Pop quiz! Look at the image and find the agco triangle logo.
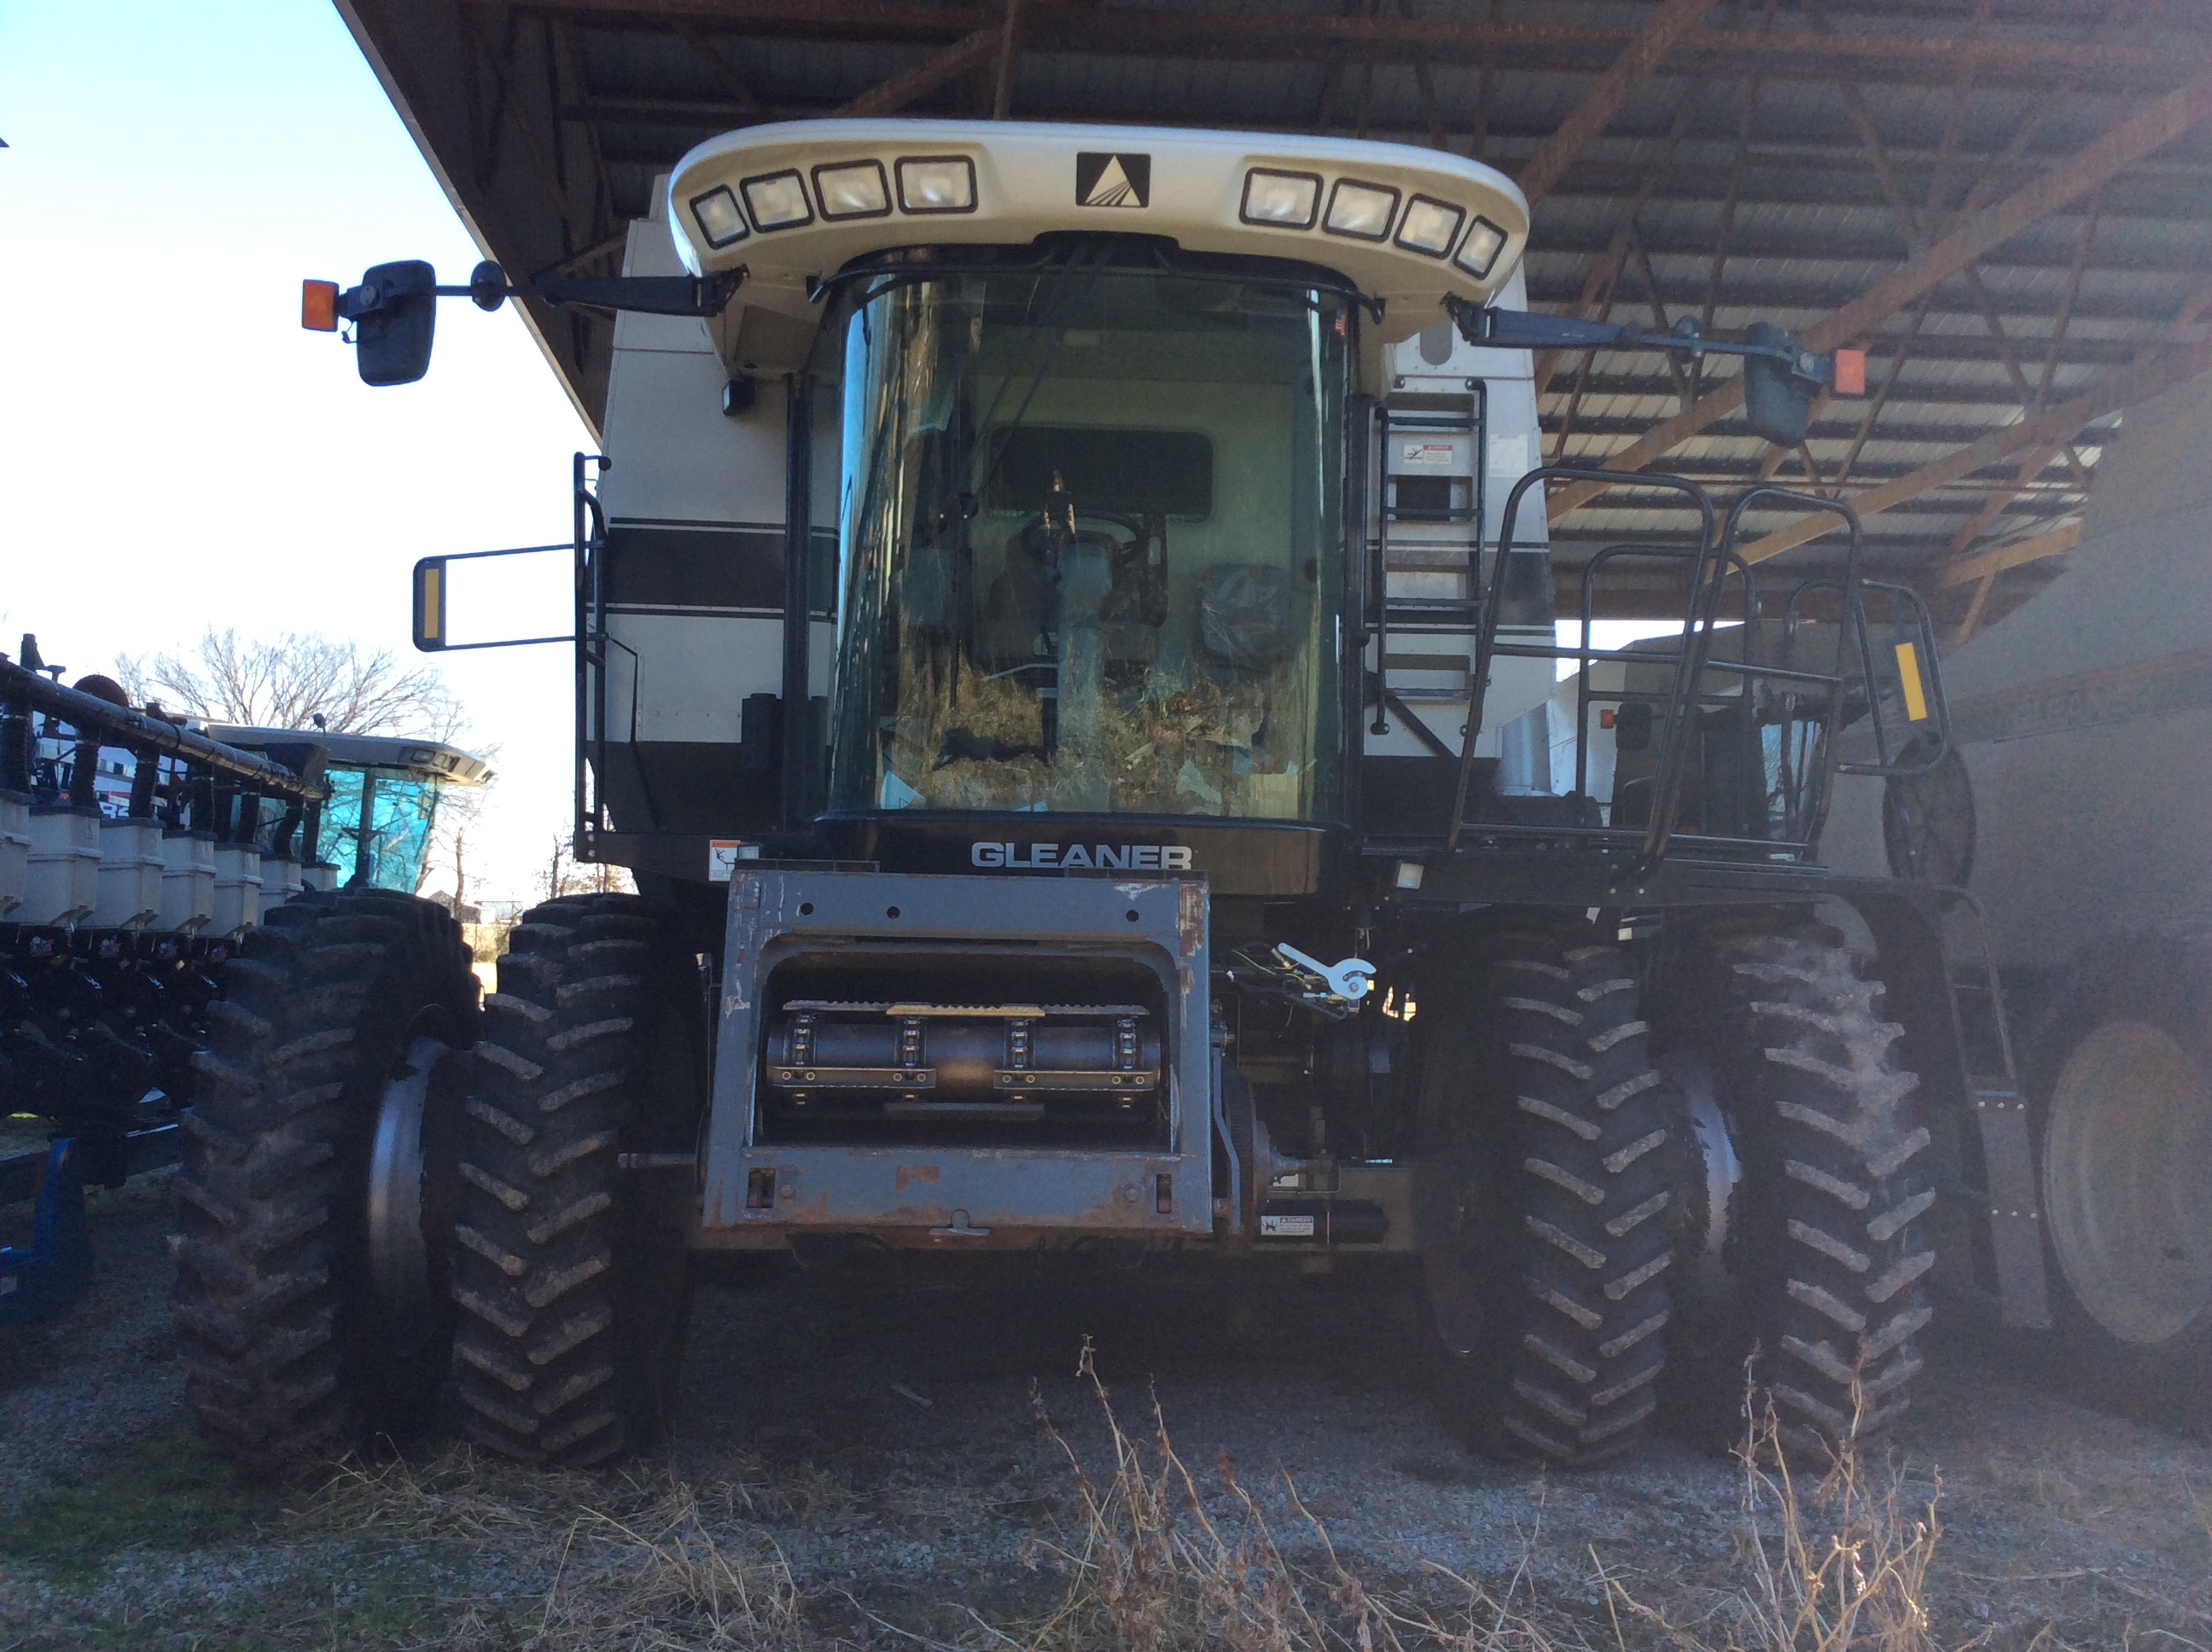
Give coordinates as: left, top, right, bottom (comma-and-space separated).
1076, 152, 1150, 208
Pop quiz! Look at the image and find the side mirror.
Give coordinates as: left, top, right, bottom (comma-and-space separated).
1741, 320, 1815, 449
411, 545, 573, 652
355, 259, 438, 387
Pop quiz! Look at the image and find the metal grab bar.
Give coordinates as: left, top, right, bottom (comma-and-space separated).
1447, 467, 1719, 861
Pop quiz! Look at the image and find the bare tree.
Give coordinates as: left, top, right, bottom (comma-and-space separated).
539, 833, 631, 901
117, 627, 463, 737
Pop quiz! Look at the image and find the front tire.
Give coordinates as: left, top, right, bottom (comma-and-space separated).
449, 895, 707, 1467
1421, 928, 1675, 1467
172, 888, 476, 1477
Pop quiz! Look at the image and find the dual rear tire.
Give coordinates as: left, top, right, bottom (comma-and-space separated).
1419, 920, 1935, 1468
175, 891, 704, 1478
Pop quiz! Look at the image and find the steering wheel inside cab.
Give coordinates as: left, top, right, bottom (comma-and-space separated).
995, 510, 1176, 677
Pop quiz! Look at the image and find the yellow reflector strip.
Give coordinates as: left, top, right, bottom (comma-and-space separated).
422, 565, 442, 643
1895, 640, 1929, 722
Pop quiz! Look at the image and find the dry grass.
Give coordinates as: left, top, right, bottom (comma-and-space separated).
276, 1343, 2089, 1652
1007, 1341, 1970, 1652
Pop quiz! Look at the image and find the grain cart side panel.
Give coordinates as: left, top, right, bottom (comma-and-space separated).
699, 870, 1213, 1242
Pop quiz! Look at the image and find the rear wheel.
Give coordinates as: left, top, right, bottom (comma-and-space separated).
1420, 928, 1674, 1467
2028, 952, 2212, 1432
172, 888, 476, 1477
449, 894, 707, 1467
1684, 928, 1934, 1457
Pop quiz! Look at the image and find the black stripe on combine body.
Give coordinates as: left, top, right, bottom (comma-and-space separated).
602, 521, 786, 611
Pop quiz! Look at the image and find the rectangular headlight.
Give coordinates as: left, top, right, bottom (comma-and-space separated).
1455, 216, 1510, 279
690, 185, 748, 248
1241, 168, 1320, 229
742, 170, 812, 231
1324, 179, 1400, 241
1395, 195, 1464, 258
896, 155, 976, 213
813, 160, 890, 220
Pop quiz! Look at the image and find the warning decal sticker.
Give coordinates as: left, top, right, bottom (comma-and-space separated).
1076, 152, 1150, 209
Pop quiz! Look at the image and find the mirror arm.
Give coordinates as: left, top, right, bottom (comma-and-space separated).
1442, 294, 1837, 388
338, 265, 744, 323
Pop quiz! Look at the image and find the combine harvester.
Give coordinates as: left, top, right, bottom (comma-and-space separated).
187, 115, 2058, 1479
1825, 369, 2212, 1434
0, 638, 486, 1325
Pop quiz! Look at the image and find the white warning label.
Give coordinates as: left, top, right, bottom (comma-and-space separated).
1399, 440, 1456, 469
1260, 1213, 1317, 1238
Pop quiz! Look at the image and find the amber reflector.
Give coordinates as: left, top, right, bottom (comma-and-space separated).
1832, 348, 1866, 396
301, 280, 340, 332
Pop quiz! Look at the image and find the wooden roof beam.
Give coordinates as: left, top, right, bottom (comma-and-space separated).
1937, 519, 2081, 586
830, 24, 1005, 117
1515, 0, 1717, 206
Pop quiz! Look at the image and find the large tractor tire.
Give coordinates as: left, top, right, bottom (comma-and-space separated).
449, 894, 707, 1468
1679, 928, 1934, 1457
1420, 928, 1675, 1467
2024, 947, 2212, 1434
172, 888, 477, 1478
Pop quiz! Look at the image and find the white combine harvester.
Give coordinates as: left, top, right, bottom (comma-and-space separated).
199, 115, 2011, 1483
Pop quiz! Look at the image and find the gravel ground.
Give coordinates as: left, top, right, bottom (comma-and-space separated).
3, 1182, 2211, 1649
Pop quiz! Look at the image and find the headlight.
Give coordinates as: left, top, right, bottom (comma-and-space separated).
742, 170, 812, 231
896, 155, 977, 213
813, 160, 890, 220
690, 185, 748, 248
1240, 169, 1320, 229
1395, 195, 1464, 258
1455, 216, 1510, 280
1324, 179, 1400, 241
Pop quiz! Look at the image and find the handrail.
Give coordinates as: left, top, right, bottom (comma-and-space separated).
1446, 466, 1718, 858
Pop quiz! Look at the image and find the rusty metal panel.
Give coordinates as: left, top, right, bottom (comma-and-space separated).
701, 869, 1211, 1233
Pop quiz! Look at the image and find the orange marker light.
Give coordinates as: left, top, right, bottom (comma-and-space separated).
301, 279, 340, 332
1832, 347, 1867, 396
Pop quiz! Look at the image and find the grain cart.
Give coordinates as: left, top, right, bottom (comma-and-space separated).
228, 119, 2019, 1477
1821, 369, 2212, 1433
1, 641, 485, 1331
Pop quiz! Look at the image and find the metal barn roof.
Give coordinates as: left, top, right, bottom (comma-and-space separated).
333, 0, 2212, 632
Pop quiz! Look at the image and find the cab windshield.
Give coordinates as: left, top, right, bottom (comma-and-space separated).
824, 253, 1351, 821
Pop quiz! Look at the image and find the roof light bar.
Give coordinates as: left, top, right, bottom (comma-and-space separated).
690, 184, 748, 248
1240, 168, 1321, 229
1395, 195, 1464, 259
814, 160, 891, 220
1324, 179, 1399, 241
1455, 216, 1509, 280
896, 154, 977, 214
742, 169, 812, 231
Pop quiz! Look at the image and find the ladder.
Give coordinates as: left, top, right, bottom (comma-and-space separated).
1372, 392, 1487, 738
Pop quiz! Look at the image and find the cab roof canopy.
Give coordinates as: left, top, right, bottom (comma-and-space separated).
207, 726, 494, 788
663, 118, 1528, 340
334, 0, 2212, 628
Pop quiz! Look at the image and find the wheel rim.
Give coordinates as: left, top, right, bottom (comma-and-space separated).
366, 1035, 459, 1318
2045, 1019, 2212, 1347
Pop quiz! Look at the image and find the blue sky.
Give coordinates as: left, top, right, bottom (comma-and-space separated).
1, 1, 594, 901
